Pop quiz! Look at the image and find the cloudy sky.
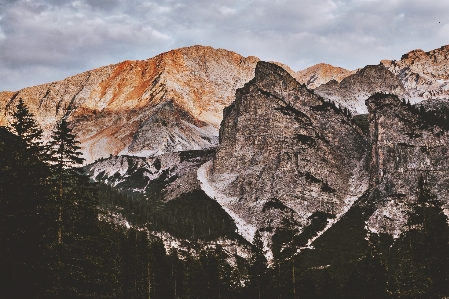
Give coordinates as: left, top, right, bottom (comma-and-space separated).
0, 0, 448, 91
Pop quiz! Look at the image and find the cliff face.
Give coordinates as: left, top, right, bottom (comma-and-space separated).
295, 63, 355, 89
381, 45, 449, 102
365, 94, 449, 236
85, 148, 215, 201
0, 46, 259, 163
314, 64, 409, 114
199, 61, 368, 243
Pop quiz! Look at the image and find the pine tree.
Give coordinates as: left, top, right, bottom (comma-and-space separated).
248, 230, 268, 299
167, 248, 184, 299
387, 175, 449, 298
45, 118, 105, 297
0, 128, 51, 298
9, 99, 43, 147
1, 100, 52, 298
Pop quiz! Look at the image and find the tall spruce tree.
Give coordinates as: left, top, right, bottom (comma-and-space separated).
9, 99, 43, 147
1, 99, 51, 298
248, 230, 268, 299
45, 118, 104, 297
0, 128, 51, 298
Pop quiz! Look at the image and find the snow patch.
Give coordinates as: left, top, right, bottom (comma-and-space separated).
197, 161, 257, 243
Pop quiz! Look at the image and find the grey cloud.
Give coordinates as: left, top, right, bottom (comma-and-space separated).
0, 0, 448, 91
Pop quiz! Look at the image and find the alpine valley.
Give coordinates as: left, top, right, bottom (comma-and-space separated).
1, 45, 448, 299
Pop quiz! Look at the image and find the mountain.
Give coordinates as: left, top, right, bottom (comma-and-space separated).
381, 45, 449, 102
84, 148, 215, 202
295, 63, 355, 89
2, 44, 447, 244
314, 64, 409, 114
198, 61, 368, 244
0, 46, 259, 163
365, 94, 449, 236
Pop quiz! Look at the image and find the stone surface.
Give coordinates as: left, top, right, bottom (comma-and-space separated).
201, 61, 368, 243
381, 45, 449, 102
84, 148, 215, 201
314, 64, 409, 114
295, 63, 355, 89
365, 94, 449, 236
0, 46, 259, 163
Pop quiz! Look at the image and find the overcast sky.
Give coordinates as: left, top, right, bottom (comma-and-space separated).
0, 0, 448, 91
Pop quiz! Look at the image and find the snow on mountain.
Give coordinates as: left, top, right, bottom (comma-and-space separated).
0, 46, 259, 164
314, 64, 409, 114
381, 45, 449, 102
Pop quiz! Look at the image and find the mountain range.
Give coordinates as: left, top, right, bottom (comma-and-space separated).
1, 44, 448, 258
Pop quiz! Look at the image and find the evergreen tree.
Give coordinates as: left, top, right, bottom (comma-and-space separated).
167, 248, 184, 299
0, 127, 51, 298
248, 230, 268, 299
9, 98, 44, 152
149, 236, 169, 299
342, 250, 388, 299
44, 118, 112, 297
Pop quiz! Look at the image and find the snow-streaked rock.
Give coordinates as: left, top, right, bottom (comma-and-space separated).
207, 61, 369, 245
381, 45, 449, 102
314, 64, 409, 114
85, 149, 215, 199
0, 46, 259, 164
366, 94, 449, 235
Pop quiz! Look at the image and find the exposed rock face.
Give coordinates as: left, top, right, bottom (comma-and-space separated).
381, 45, 449, 102
295, 63, 355, 89
0, 46, 259, 163
85, 149, 215, 201
365, 94, 449, 236
314, 64, 409, 114
200, 61, 368, 243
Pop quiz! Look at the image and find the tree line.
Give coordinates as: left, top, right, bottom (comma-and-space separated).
1, 99, 448, 298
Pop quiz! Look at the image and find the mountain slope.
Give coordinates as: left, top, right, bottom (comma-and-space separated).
365, 94, 449, 235
0, 46, 259, 163
295, 63, 355, 89
314, 64, 409, 114
199, 61, 368, 244
381, 45, 449, 102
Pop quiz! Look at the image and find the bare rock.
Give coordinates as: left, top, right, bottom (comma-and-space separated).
381, 45, 449, 102
295, 63, 355, 89
314, 64, 409, 115
365, 94, 449, 236
204, 61, 368, 242
0, 46, 260, 163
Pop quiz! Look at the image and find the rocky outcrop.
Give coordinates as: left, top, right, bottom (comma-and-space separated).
314, 64, 409, 114
295, 63, 355, 89
85, 148, 215, 201
200, 61, 368, 243
0, 46, 259, 163
365, 94, 449, 236
381, 45, 449, 102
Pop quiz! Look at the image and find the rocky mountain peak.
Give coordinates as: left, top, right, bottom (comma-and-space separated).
0, 45, 260, 163
295, 63, 355, 89
365, 93, 449, 236
401, 49, 427, 60
314, 64, 409, 114
380, 45, 449, 102
199, 61, 368, 244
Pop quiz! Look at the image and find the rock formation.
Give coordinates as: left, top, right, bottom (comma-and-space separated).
381, 45, 449, 102
295, 63, 355, 89
199, 61, 368, 243
314, 64, 409, 114
85, 149, 215, 202
365, 94, 449, 236
0, 46, 259, 163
